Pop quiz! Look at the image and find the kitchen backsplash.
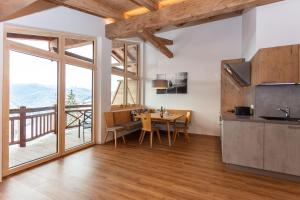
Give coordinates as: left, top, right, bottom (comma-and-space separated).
255, 84, 300, 118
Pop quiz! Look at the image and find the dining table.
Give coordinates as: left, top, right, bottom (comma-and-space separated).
135, 112, 184, 146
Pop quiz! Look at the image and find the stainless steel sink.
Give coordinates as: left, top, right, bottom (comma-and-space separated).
259, 116, 300, 122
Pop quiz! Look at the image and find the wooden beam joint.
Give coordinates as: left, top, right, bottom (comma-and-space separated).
139, 30, 173, 58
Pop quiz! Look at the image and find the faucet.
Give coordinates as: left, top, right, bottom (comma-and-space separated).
277, 106, 290, 118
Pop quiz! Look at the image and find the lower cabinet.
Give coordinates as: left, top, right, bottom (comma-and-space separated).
222, 120, 300, 176
264, 124, 300, 176
222, 121, 264, 169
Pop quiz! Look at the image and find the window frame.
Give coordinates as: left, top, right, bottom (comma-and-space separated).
111, 40, 140, 110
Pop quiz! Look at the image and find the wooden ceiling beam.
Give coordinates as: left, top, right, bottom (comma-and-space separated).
175, 10, 243, 28
129, 0, 158, 11
106, 0, 282, 39
156, 36, 173, 45
139, 30, 173, 58
2, 0, 57, 21
112, 50, 124, 64
48, 0, 124, 20
0, 0, 41, 21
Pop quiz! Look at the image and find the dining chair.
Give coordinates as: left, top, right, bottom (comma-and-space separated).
104, 112, 126, 148
139, 113, 162, 148
173, 112, 191, 143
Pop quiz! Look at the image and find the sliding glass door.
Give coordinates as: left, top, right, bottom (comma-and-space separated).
8, 51, 58, 168
3, 25, 96, 176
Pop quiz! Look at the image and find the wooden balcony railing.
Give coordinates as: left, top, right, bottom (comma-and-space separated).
9, 104, 92, 147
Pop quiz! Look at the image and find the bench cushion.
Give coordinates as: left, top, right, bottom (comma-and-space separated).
117, 121, 141, 131
107, 126, 125, 132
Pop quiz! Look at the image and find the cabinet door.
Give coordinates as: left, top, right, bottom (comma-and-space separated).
259, 45, 299, 84
222, 121, 264, 169
264, 124, 300, 176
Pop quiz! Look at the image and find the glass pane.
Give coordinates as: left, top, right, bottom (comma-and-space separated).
111, 56, 124, 71
65, 64, 93, 150
65, 38, 94, 63
111, 74, 124, 105
126, 44, 138, 76
7, 33, 58, 53
112, 41, 125, 71
9, 51, 58, 168
127, 78, 138, 105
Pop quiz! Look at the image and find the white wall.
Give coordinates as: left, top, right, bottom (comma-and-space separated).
242, 0, 300, 60
0, 23, 3, 181
144, 17, 242, 136
0, 6, 111, 180
242, 8, 257, 61
257, 0, 300, 49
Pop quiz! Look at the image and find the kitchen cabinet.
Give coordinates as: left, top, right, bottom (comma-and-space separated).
264, 123, 300, 176
222, 121, 264, 169
251, 45, 299, 85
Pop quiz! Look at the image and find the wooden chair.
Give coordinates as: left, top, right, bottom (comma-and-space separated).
104, 112, 126, 148
173, 112, 191, 144
139, 113, 162, 148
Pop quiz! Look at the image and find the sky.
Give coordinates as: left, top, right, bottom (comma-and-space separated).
9, 41, 93, 90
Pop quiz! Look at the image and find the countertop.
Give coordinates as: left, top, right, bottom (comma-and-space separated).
221, 113, 300, 125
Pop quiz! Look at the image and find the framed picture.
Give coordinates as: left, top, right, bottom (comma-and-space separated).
157, 72, 188, 94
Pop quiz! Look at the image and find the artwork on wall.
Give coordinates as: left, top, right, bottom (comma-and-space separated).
156, 72, 188, 94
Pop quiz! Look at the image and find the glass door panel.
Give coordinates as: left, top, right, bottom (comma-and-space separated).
9, 50, 58, 168
65, 64, 93, 150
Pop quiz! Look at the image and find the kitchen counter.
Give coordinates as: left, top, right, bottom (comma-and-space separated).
221, 113, 300, 125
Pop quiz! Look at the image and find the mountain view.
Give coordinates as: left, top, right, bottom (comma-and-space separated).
10, 84, 92, 109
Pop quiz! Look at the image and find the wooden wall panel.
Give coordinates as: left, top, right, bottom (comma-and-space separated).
259, 45, 299, 84
252, 45, 299, 85
221, 59, 254, 114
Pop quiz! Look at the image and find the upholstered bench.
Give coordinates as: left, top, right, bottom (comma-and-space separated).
104, 110, 141, 148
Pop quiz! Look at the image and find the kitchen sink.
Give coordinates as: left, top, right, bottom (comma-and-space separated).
259, 116, 300, 122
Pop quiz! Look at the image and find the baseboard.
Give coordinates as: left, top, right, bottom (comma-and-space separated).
189, 129, 220, 136
226, 163, 300, 182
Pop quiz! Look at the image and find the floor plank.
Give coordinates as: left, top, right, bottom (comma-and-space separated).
1, 133, 300, 200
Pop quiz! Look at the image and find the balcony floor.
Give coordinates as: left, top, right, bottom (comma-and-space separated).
9, 127, 92, 168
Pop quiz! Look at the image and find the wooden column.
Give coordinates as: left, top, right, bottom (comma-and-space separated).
19, 106, 27, 147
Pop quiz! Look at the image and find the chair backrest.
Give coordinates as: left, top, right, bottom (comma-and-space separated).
141, 113, 152, 132
166, 109, 192, 123
184, 111, 191, 127
104, 112, 114, 128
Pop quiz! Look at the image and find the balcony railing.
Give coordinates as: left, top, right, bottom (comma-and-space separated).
9, 104, 92, 147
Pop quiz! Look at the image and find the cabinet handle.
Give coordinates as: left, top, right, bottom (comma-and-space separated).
288, 126, 300, 129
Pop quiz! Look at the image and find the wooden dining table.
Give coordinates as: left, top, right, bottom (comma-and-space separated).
135, 113, 184, 146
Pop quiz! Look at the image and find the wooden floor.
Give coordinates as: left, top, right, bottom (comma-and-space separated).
1, 133, 300, 200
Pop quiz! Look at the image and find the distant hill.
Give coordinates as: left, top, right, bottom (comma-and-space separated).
10, 84, 92, 109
